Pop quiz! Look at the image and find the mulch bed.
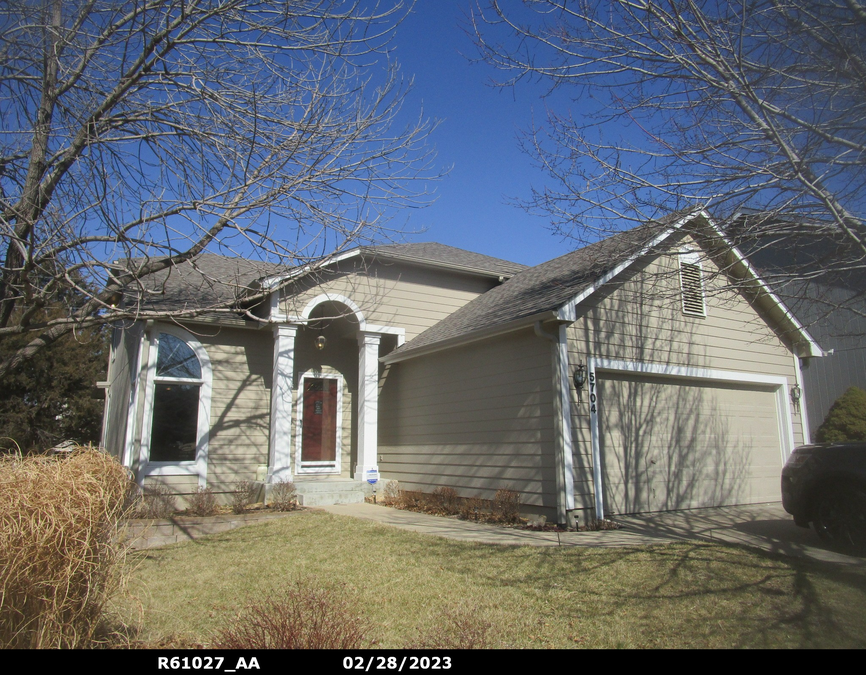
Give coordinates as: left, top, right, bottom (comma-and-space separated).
372, 493, 620, 532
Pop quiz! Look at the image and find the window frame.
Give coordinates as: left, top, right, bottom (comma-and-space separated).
138, 325, 212, 487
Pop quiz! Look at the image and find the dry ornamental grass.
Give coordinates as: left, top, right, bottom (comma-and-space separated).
0, 447, 130, 648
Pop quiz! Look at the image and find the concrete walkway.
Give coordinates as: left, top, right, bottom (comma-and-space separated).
318, 501, 866, 566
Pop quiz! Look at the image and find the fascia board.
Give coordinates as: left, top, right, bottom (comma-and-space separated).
695, 215, 823, 358
557, 210, 702, 321
366, 250, 521, 280
258, 248, 363, 290
258, 246, 516, 293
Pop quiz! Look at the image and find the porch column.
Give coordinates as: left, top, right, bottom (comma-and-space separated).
356, 331, 381, 479
269, 324, 297, 482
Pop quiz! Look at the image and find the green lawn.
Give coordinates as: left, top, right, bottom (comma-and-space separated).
116, 510, 866, 649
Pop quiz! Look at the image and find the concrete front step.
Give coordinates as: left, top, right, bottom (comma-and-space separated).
298, 490, 366, 506
293, 479, 369, 507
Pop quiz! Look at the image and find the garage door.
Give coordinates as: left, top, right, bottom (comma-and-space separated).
598, 371, 783, 514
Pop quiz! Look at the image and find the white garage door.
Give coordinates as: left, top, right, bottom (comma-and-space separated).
598, 371, 784, 515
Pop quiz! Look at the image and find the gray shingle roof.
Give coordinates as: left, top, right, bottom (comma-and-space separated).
124, 243, 525, 313
362, 242, 527, 277
125, 253, 288, 312
390, 221, 675, 356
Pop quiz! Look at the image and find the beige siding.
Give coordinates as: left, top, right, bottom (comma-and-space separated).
200, 328, 272, 491
143, 475, 200, 497
282, 261, 499, 340
567, 242, 806, 513
379, 328, 557, 509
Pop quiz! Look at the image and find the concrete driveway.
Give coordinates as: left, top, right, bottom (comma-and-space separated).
611, 502, 865, 566
320, 501, 865, 566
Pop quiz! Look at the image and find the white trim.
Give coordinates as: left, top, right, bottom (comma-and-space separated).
269, 290, 286, 322
679, 248, 701, 265
356, 332, 381, 479
713, 241, 822, 358
300, 293, 367, 329
269, 324, 298, 482
137, 325, 212, 488
260, 249, 362, 289
553, 324, 576, 524
366, 323, 406, 347
294, 369, 344, 475
121, 326, 147, 470
593, 357, 790, 387
587, 362, 604, 519
588, 357, 796, 520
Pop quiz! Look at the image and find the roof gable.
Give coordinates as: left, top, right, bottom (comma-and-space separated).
385, 211, 821, 363
126, 243, 525, 315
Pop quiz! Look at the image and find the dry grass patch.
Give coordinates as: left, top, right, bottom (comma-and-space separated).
0, 448, 131, 648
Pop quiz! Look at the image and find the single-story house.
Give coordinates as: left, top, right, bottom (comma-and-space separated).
101, 210, 820, 524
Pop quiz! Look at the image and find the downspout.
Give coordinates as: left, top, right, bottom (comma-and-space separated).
535, 321, 577, 527
534, 321, 558, 344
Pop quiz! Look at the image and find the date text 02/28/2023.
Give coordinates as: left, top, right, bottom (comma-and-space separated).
343, 656, 452, 671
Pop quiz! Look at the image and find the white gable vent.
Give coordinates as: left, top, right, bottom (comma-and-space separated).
679, 250, 706, 317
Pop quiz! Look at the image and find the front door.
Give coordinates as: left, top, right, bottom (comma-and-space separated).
299, 377, 339, 472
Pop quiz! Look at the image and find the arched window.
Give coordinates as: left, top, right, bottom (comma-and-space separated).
139, 327, 211, 484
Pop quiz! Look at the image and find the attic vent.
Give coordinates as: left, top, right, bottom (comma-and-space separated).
679, 256, 706, 317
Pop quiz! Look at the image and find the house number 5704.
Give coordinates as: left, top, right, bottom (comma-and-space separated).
589, 371, 597, 414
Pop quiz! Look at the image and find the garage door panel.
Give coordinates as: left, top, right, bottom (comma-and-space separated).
598, 374, 782, 514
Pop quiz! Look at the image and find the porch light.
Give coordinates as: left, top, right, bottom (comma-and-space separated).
790, 384, 801, 405
573, 363, 587, 390
315, 335, 327, 351
573, 363, 587, 405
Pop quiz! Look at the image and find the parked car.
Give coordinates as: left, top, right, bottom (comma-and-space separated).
781, 443, 866, 553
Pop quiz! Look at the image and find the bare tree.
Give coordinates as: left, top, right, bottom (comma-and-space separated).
473, 0, 866, 312
0, 0, 436, 378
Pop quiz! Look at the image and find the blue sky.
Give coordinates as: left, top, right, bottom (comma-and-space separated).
386, 1, 571, 267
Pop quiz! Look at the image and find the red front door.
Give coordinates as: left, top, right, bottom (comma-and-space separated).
301, 378, 338, 463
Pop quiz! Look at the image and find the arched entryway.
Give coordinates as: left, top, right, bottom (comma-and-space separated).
294, 299, 361, 477
267, 293, 398, 485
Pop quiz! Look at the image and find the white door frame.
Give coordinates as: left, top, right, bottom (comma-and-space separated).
294, 369, 344, 475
